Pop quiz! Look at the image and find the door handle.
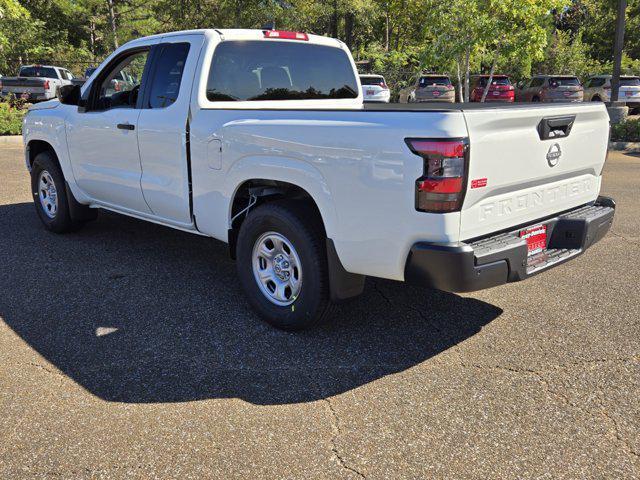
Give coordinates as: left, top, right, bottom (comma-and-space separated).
537, 115, 575, 140
117, 123, 135, 131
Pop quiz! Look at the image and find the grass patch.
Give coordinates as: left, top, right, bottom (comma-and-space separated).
611, 118, 640, 142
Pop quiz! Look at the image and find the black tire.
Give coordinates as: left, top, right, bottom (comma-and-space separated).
31, 151, 82, 233
235, 200, 331, 331
532, 96, 540, 102
592, 96, 602, 102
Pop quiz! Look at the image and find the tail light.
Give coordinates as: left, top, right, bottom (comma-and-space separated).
406, 138, 469, 213
380, 81, 387, 89
264, 30, 309, 41
44, 80, 50, 90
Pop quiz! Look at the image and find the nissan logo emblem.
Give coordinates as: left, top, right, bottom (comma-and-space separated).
546, 143, 561, 167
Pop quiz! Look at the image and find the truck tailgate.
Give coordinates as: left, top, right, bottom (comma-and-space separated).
1, 78, 47, 94
459, 104, 609, 240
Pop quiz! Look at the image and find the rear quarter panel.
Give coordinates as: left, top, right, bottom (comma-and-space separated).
190, 108, 468, 280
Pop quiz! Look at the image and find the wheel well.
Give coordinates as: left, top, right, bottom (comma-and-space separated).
592, 95, 601, 102
228, 179, 325, 259
27, 140, 58, 169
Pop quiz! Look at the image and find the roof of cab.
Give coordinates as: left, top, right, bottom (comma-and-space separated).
121, 28, 343, 49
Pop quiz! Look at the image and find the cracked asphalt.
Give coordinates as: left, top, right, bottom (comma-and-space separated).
0, 143, 638, 479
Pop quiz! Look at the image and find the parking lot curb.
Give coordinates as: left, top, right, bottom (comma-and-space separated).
0, 136, 23, 146
609, 141, 640, 153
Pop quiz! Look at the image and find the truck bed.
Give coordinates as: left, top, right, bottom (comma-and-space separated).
362, 102, 603, 111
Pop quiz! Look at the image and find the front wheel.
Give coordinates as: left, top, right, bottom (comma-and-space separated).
30, 150, 97, 232
235, 201, 330, 330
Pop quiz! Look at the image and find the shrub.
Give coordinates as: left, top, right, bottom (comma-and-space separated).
0, 96, 28, 135
611, 118, 640, 142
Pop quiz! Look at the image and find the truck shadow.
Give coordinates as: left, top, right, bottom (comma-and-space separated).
0, 203, 502, 405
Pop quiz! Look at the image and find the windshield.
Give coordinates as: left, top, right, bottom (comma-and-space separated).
477, 77, 511, 87
550, 77, 581, 87
19, 66, 57, 78
620, 77, 640, 87
419, 76, 451, 86
360, 76, 385, 86
207, 41, 359, 101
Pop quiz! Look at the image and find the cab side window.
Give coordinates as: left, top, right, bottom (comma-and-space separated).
146, 43, 190, 109
94, 49, 149, 110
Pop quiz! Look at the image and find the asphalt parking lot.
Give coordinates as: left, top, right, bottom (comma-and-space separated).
1, 143, 638, 479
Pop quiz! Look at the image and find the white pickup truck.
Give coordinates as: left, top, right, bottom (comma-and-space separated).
1, 65, 76, 102
22, 29, 615, 330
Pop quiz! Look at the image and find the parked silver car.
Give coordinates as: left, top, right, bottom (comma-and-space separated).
515, 75, 583, 103
403, 74, 455, 103
584, 75, 640, 111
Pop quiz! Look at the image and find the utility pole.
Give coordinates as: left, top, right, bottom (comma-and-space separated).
611, 0, 627, 103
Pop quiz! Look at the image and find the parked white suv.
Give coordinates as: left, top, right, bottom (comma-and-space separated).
23, 29, 615, 330
359, 74, 390, 103
584, 75, 640, 111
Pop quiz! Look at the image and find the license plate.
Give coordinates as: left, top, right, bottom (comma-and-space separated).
625, 91, 635, 97
493, 91, 500, 96
520, 225, 547, 256
432, 91, 440, 96
366, 90, 375, 95
564, 91, 572, 96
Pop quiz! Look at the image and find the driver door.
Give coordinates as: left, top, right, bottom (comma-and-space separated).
66, 45, 155, 214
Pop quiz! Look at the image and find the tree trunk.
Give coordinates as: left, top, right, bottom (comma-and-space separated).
235, 0, 242, 27
611, 0, 627, 102
107, 0, 119, 49
463, 47, 470, 103
480, 54, 499, 103
385, 4, 390, 51
331, 0, 339, 38
456, 60, 464, 103
345, 12, 354, 50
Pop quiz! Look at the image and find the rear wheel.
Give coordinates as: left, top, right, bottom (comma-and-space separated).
532, 96, 540, 102
592, 96, 602, 102
236, 201, 330, 330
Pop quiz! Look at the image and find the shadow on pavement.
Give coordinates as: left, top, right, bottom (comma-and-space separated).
0, 202, 502, 405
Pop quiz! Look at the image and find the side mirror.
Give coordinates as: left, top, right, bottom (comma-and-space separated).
57, 84, 81, 106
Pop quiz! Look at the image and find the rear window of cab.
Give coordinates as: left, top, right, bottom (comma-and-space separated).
206, 40, 359, 101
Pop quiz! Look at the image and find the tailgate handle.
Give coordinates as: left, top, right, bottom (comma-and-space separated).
537, 115, 575, 140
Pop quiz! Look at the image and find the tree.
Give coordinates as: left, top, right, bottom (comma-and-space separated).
478, 0, 567, 102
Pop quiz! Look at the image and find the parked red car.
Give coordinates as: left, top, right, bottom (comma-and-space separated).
470, 75, 514, 102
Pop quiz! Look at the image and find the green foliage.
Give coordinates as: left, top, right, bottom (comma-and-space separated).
0, 0, 638, 96
611, 118, 640, 142
0, 97, 27, 135
535, 30, 604, 79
